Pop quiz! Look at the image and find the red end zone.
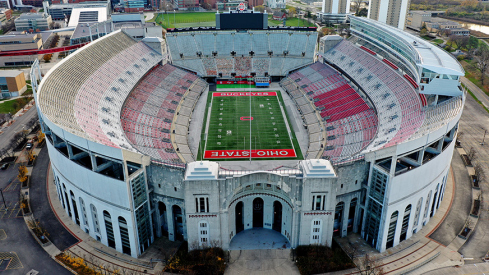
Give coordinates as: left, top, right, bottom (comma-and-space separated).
204, 149, 296, 159
213, 92, 277, 97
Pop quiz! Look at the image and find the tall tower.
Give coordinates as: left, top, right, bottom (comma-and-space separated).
367, 0, 410, 29
321, 0, 350, 14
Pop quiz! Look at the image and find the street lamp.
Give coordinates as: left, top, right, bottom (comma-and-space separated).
481, 129, 487, 146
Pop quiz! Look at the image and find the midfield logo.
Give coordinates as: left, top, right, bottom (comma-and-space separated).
204, 149, 296, 158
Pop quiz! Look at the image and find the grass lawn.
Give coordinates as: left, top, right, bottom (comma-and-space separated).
268, 15, 315, 27
433, 38, 444, 44
0, 99, 25, 114
198, 91, 302, 161
461, 59, 489, 96
155, 12, 216, 28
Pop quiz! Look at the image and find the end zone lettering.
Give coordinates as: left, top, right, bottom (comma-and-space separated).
213, 92, 277, 97
204, 149, 296, 159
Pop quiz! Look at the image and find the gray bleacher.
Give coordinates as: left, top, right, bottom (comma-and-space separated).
166, 30, 317, 77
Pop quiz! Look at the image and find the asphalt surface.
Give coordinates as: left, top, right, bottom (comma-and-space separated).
30, 147, 79, 251
0, 107, 38, 153
428, 150, 472, 246
0, 159, 71, 275
458, 90, 489, 260
462, 77, 489, 109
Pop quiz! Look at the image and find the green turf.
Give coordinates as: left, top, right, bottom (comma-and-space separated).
198, 91, 302, 161
217, 84, 255, 89
154, 12, 315, 29
267, 15, 315, 27
155, 12, 216, 28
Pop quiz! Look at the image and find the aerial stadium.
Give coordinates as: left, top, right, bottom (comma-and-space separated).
31, 11, 465, 258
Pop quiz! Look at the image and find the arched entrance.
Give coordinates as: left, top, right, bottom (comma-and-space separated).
253, 198, 264, 228
334, 202, 344, 236
159, 202, 168, 237
172, 205, 184, 241
235, 201, 244, 234
348, 198, 357, 233
272, 201, 282, 233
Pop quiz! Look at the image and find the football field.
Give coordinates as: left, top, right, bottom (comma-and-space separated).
199, 91, 302, 160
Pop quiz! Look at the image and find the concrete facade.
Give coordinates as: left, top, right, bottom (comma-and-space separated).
367, 0, 410, 29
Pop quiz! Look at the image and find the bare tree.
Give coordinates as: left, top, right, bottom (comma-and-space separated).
475, 42, 489, 86
356, 254, 385, 275
467, 146, 477, 161
449, 35, 469, 50
474, 162, 485, 183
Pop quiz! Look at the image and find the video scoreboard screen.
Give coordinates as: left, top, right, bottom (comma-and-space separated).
219, 13, 265, 30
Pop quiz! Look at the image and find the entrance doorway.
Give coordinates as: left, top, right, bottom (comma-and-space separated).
272, 201, 282, 233
172, 205, 184, 241
253, 198, 264, 228
235, 201, 244, 234
159, 202, 168, 237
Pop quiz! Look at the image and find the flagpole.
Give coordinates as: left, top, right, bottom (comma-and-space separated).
249, 77, 252, 163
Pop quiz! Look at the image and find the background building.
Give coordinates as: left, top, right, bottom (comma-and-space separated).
367, 0, 410, 29
14, 12, 52, 31
0, 70, 27, 98
0, 33, 42, 66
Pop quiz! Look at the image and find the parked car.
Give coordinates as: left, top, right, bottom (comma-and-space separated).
26, 143, 33, 150
1, 163, 9, 170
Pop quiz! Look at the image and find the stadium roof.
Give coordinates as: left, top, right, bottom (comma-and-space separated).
351, 16, 464, 76
68, 7, 107, 27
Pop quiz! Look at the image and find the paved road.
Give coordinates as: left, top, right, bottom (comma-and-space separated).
429, 150, 472, 246
30, 147, 79, 251
0, 160, 71, 275
0, 107, 38, 152
457, 90, 489, 261
462, 77, 489, 109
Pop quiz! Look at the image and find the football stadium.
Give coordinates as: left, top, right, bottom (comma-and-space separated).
31, 11, 465, 258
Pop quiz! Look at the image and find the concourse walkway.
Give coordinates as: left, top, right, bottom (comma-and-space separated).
229, 228, 291, 250
226, 228, 298, 275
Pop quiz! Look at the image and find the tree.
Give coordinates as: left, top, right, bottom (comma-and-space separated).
254, 5, 265, 12
18, 165, 28, 183
461, 0, 479, 10
351, 0, 362, 15
288, 6, 296, 16
37, 131, 45, 144
474, 162, 485, 183
449, 35, 468, 50
475, 42, 489, 85
357, 8, 368, 17
356, 254, 385, 275
43, 54, 52, 62
467, 36, 480, 59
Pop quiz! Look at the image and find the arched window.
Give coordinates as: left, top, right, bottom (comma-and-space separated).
118, 217, 131, 255
70, 191, 80, 226
311, 219, 322, 244
103, 211, 115, 248
423, 191, 432, 219
79, 197, 88, 228
90, 204, 100, 237
198, 220, 209, 247
386, 211, 398, 249
400, 205, 411, 242
413, 197, 423, 230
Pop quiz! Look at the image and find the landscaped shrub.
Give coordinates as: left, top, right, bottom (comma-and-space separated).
295, 240, 355, 275
164, 242, 226, 275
